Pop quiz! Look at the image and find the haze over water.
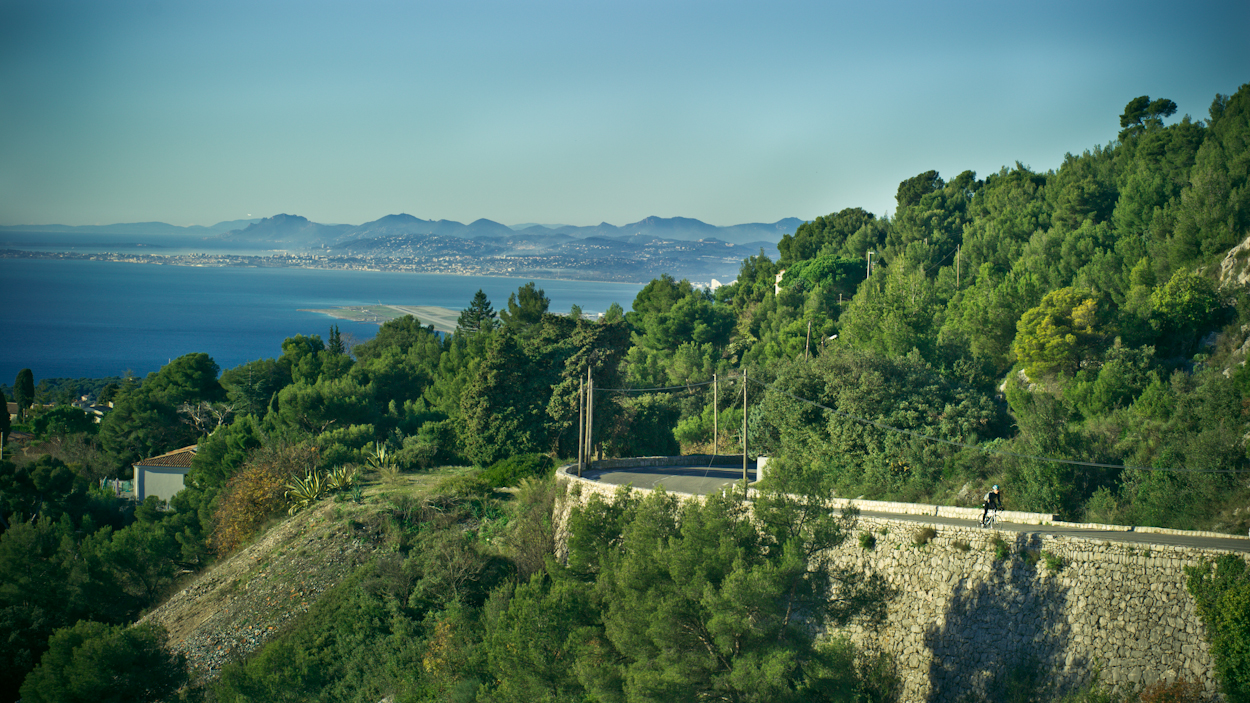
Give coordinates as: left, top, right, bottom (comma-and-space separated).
3, 258, 643, 381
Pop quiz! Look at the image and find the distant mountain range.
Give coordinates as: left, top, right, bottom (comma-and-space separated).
0, 213, 797, 281
0, 213, 801, 248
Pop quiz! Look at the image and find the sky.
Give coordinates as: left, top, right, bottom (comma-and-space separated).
0, 0, 1246, 229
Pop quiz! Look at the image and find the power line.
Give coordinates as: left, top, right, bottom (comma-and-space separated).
747, 377, 1247, 475
587, 373, 1243, 474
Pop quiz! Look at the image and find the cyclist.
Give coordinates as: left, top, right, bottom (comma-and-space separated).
981, 485, 1002, 526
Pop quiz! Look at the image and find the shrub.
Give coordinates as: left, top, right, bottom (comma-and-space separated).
993, 537, 1011, 562
1136, 678, 1213, 703
436, 474, 494, 499
481, 453, 555, 487
1042, 551, 1066, 571
859, 532, 877, 550
913, 527, 937, 546
952, 540, 971, 552
20, 621, 186, 703
1186, 555, 1250, 702
209, 444, 318, 555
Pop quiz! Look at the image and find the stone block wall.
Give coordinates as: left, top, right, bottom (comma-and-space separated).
554, 464, 1246, 700
832, 517, 1231, 702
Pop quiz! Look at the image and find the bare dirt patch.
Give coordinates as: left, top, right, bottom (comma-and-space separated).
139, 499, 383, 680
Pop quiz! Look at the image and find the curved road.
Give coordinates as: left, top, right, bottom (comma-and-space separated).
581, 463, 1250, 554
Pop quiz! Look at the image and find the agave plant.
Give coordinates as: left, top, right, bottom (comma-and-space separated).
366, 444, 400, 481
286, 471, 327, 515
325, 465, 358, 491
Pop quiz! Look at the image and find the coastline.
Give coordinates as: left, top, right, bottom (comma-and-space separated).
0, 248, 665, 286
298, 305, 462, 334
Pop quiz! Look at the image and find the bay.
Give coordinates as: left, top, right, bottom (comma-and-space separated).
1, 258, 644, 381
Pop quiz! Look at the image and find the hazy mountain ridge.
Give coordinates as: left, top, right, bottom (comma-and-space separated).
0, 213, 799, 247
0, 219, 259, 235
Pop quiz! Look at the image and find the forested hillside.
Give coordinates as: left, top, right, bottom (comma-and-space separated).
3, 84, 1250, 701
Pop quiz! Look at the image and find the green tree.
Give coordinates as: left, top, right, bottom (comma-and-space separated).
0, 388, 10, 444
219, 358, 292, 416
20, 621, 186, 703
778, 207, 879, 264
895, 169, 944, 209
509, 483, 894, 702
780, 255, 867, 301
603, 301, 625, 323
142, 353, 225, 406
1119, 95, 1178, 141
752, 350, 1004, 498
327, 324, 346, 355
499, 282, 550, 329
31, 406, 97, 439
1149, 270, 1226, 355
13, 369, 34, 421
729, 249, 782, 310
353, 315, 430, 362
458, 289, 498, 334
1012, 287, 1108, 377
1168, 84, 1250, 266
837, 259, 942, 362
187, 414, 263, 489
0, 456, 88, 528
459, 332, 544, 465
98, 387, 195, 473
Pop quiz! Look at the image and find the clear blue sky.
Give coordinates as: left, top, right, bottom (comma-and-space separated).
1, 0, 1245, 228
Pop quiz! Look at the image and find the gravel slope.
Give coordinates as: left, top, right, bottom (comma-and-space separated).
140, 499, 384, 681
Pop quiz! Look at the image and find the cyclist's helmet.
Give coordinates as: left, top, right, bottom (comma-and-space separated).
992, 485, 999, 490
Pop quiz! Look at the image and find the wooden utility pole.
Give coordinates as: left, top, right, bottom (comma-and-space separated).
956, 245, 961, 288
585, 367, 594, 463
577, 377, 585, 477
712, 373, 718, 457
804, 320, 812, 360
742, 369, 748, 487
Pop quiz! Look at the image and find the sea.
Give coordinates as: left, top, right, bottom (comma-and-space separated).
1, 258, 644, 382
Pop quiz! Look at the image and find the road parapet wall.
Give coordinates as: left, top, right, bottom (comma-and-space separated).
555, 461, 1247, 700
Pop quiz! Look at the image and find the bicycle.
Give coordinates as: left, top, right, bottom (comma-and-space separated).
979, 508, 1000, 529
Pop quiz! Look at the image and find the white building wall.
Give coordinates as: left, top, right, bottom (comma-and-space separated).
136, 467, 190, 503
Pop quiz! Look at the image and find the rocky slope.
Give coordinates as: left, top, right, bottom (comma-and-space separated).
140, 499, 385, 681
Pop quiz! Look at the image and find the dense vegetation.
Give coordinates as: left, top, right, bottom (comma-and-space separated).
3, 84, 1250, 700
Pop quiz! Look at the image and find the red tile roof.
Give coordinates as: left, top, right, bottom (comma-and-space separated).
135, 444, 198, 468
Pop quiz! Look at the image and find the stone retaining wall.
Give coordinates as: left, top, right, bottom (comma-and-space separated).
832, 517, 1226, 701
554, 463, 1246, 700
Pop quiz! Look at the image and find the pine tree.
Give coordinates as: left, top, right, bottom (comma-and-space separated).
13, 369, 34, 421
327, 325, 346, 355
457, 289, 497, 334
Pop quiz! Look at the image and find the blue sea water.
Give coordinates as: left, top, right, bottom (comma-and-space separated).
1, 259, 644, 381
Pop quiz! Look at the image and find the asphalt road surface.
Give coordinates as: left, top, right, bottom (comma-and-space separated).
583, 464, 1250, 554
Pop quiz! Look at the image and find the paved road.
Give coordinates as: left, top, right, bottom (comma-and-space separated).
584, 464, 1250, 554
582, 464, 755, 496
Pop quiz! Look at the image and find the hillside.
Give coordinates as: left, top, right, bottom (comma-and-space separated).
139, 498, 383, 680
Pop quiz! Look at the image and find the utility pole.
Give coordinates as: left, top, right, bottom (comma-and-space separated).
956, 245, 961, 288
713, 373, 718, 457
804, 320, 812, 361
585, 367, 594, 464
742, 369, 748, 488
577, 377, 585, 477
867, 251, 875, 278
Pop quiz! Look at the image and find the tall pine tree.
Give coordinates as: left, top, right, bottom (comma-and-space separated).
457, 289, 497, 334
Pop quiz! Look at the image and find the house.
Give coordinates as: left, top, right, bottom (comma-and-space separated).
71, 396, 111, 423
133, 445, 198, 503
